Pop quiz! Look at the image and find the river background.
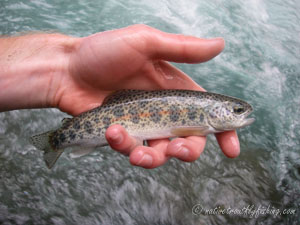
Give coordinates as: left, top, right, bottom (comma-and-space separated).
0, 0, 299, 224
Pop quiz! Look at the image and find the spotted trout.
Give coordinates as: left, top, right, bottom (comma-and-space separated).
31, 89, 254, 168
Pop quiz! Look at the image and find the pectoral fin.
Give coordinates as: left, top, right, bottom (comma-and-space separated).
70, 147, 94, 158
171, 126, 211, 137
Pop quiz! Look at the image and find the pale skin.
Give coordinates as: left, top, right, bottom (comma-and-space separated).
0, 25, 240, 168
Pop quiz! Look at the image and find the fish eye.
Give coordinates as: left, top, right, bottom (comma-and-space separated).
233, 105, 245, 114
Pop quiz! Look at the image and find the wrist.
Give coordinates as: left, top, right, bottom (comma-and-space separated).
0, 33, 78, 112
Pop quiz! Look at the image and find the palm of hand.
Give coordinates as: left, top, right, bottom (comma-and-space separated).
58, 25, 205, 115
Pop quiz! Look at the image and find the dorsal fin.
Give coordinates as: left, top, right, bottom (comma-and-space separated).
102, 90, 149, 106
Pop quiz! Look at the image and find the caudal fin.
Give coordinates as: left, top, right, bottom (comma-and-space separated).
30, 131, 63, 169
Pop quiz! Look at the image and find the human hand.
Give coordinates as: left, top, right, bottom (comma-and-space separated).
0, 25, 237, 168
0, 25, 239, 168
54, 25, 239, 168
63, 24, 222, 114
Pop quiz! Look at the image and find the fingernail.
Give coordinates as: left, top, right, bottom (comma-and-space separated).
110, 133, 123, 145
208, 38, 225, 50
230, 136, 239, 150
228, 136, 240, 158
178, 146, 189, 159
210, 37, 225, 42
137, 152, 153, 167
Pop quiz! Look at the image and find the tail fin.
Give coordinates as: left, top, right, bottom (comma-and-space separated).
30, 131, 63, 169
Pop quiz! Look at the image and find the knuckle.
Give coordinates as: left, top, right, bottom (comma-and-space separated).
120, 24, 155, 56
129, 24, 154, 43
130, 24, 152, 32
168, 137, 203, 162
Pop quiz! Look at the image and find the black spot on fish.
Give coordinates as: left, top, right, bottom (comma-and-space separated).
169, 105, 180, 122
199, 113, 204, 122
138, 101, 148, 108
128, 107, 136, 115
69, 130, 76, 140
128, 107, 140, 124
59, 133, 66, 143
84, 121, 92, 129
149, 108, 161, 123
103, 116, 111, 129
103, 107, 110, 113
187, 106, 197, 121
73, 121, 81, 130
84, 121, 94, 134
93, 117, 100, 123
97, 127, 103, 134
131, 115, 140, 124
113, 105, 125, 117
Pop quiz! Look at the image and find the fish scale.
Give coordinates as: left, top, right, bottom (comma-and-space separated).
30, 89, 254, 169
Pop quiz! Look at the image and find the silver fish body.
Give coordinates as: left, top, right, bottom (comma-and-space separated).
31, 89, 254, 168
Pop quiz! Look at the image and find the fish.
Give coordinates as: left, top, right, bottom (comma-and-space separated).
30, 89, 255, 169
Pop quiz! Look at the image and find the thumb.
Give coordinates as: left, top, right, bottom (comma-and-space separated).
146, 28, 225, 63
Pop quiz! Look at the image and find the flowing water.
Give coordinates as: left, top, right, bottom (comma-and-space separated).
0, 0, 299, 224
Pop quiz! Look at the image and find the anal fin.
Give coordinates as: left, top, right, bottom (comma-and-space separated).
44, 149, 64, 169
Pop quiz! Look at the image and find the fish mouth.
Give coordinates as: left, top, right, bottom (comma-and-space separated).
241, 117, 255, 127
240, 110, 255, 128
